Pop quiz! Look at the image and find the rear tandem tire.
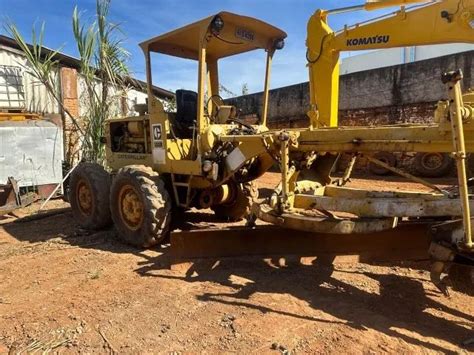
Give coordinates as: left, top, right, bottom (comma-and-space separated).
413, 152, 453, 178
110, 165, 171, 248
69, 162, 112, 230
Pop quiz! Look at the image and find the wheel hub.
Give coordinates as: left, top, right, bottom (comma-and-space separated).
77, 180, 93, 216
422, 153, 443, 170
219, 182, 237, 206
119, 186, 143, 230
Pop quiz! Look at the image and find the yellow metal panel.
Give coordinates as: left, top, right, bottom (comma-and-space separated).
293, 193, 473, 217
307, 10, 339, 128
365, 0, 430, 11
261, 51, 274, 126
139, 12, 286, 60
293, 123, 474, 153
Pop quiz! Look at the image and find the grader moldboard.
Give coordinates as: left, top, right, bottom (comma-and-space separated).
70, 8, 474, 294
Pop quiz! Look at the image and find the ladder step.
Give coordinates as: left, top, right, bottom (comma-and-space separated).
173, 182, 189, 187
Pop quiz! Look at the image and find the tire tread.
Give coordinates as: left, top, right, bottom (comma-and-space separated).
110, 165, 171, 247
69, 162, 112, 230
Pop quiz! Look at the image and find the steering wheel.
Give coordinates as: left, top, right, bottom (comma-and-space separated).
205, 94, 225, 122
226, 117, 255, 131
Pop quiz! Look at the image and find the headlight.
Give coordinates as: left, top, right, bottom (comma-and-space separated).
211, 16, 224, 33
274, 38, 285, 50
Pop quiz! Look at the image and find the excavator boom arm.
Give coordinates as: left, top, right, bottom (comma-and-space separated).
306, 0, 474, 128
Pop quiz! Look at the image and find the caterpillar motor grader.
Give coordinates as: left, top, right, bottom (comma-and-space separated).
70, 12, 287, 247
69, 1, 474, 291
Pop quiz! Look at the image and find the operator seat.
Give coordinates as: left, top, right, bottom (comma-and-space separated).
174, 89, 197, 138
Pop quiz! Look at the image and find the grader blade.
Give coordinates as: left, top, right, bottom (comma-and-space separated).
169, 223, 431, 272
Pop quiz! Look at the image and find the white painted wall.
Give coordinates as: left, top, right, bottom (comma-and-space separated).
340, 48, 401, 74
0, 44, 60, 114
0, 44, 155, 118
77, 76, 150, 118
124, 89, 148, 114
414, 43, 474, 61
0, 120, 63, 187
340, 44, 474, 75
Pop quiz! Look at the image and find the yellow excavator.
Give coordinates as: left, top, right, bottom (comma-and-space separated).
307, 0, 474, 128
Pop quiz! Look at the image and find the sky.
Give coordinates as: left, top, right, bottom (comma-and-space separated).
0, 0, 394, 95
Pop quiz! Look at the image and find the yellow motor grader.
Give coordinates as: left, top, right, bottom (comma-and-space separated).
69, 1, 474, 291
70, 12, 287, 247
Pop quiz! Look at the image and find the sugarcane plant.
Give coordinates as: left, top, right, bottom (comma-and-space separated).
73, 0, 130, 163
7, 0, 130, 165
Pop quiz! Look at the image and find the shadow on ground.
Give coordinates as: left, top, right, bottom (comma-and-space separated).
2, 206, 473, 352
0, 208, 238, 255
136, 254, 474, 353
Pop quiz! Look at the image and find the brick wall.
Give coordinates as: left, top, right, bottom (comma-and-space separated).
265, 102, 436, 129
60, 67, 81, 165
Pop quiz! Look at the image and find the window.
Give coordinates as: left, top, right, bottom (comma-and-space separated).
0, 65, 25, 110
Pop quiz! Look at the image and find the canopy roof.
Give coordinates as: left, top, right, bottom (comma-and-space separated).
139, 12, 287, 60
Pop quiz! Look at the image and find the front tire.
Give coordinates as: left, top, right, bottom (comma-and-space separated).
110, 165, 171, 248
69, 162, 112, 230
212, 181, 258, 222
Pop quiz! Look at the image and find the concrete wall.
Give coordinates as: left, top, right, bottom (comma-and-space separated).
0, 120, 63, 188
341, 44, 474, 75
340, 51, 473, 110
341, 48, 401, 75
227, 50, 474, 128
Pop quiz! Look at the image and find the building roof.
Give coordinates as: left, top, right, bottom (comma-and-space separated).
140, 11, 287, 60
0, 34, 175, 99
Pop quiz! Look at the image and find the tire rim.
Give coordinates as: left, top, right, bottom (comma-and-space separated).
220, 182, 238, 207
118, 185, 144, 230
76, 179, 93, 217
421, 153, 443, 171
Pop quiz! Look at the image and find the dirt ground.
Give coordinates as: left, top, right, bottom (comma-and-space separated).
0, 173, 473, 353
